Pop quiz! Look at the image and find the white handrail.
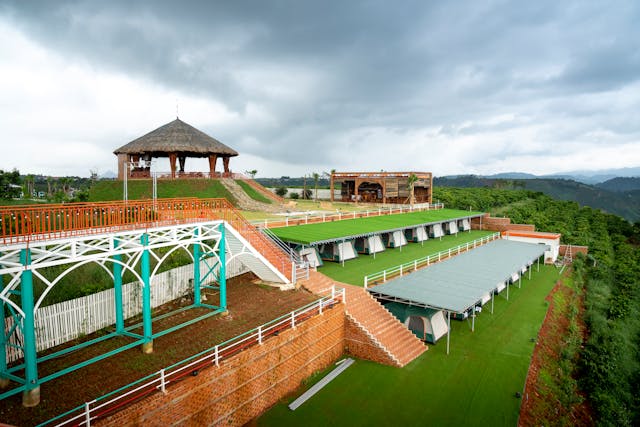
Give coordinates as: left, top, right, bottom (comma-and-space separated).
251, 203, 446, 229
45, 291, 345, 427
364, 232, 500, 287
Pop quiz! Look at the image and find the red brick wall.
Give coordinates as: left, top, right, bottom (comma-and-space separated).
97, 305, 345, 427
559, 245, 589, 256
344, 317, 397, 366
506, 224, 536, 232
471, 214, 535, 233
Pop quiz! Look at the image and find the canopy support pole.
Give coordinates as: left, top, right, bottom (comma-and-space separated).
471, 310, 475, 332
537, 257, 540, 272
506, 281, 509, 300
446, 311, 451, 355
491, 291, 494, 314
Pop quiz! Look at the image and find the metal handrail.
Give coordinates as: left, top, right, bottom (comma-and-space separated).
252, 203, 445, 229
40, 288, 345, 427
0, 197, 294, 280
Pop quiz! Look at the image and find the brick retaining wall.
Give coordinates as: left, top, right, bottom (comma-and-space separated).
471, 214, 535, 233
344, 317, 397, 366
97, 305, 345, 427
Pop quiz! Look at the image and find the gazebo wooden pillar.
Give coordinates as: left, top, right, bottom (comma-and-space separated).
169, 153, 177, 179
223, 157, 230, 174
208, 154, 218, 177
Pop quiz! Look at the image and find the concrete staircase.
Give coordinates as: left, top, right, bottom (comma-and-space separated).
300, 270, 427, 367
220, 178, 283, 213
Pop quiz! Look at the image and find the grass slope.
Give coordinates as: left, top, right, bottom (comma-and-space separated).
270, 209, 483, 244
319, 230, 493, 285
259, 265, 559, 427
235, 180, 273, 204
89, 179, 236, 203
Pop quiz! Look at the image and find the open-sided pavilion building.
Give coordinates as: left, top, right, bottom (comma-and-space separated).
114, 118, 238, 180
330, 171, 433, 204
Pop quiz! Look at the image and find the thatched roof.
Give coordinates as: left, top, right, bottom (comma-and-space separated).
114, 118, 238, 157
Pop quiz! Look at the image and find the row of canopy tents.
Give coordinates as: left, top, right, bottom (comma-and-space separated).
299, 218, 472, 266
368, 239, 548, 352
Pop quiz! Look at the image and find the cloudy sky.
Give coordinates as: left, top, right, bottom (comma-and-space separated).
1, 1, 639, 178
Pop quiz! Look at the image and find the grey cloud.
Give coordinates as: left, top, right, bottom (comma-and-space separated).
2, 0, 640, 173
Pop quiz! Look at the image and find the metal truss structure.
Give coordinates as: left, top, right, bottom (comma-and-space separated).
0, 220, 235, 405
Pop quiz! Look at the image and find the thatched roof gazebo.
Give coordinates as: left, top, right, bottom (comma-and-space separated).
114, 118, 238, 179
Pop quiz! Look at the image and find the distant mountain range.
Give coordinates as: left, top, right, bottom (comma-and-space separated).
477, 166, 640, 184
435, 175, 640, 222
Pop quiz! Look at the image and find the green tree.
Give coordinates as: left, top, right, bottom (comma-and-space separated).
275, 186, 287, 197
312, 172, 320, 201
407, 173, 418, 206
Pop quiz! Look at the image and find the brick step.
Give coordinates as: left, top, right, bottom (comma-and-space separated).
303, 271, 427, 367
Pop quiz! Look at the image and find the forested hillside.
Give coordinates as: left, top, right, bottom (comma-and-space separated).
435, 186, 640, 424
435, 176, 640, 222
596, 177, 640, 192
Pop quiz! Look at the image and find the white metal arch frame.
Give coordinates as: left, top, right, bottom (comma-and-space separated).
0, 220, 231, 404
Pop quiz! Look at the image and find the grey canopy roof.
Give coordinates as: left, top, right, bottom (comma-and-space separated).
114, 118, 238, 158
368, 239, 548, 313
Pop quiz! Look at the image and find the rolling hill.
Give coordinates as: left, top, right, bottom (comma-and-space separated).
434, 176, 640, 222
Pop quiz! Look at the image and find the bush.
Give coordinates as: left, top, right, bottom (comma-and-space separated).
290, 192, 299, 200
275, 186, 287, 197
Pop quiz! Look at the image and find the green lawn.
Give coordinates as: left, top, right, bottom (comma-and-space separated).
88, 179, 236, 203
319, 230, 494, 285
270, 209, 484, 244
0, 199, 48, 206
259, 265, 559, 427
235, 180, 273, 204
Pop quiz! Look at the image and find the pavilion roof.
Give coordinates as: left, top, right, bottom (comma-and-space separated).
114, 118, 238, 157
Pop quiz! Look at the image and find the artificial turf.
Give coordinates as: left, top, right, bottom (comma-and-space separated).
269, 208, 484, 245
258, 265, 559, 427
318, 230, 495, 286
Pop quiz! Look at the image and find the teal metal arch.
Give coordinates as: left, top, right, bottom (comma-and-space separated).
0, 221, 228, 406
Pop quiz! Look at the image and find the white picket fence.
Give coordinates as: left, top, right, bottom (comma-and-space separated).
4, 259, 249, 364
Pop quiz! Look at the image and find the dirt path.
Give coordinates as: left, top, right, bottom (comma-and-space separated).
518, 278, 593, 426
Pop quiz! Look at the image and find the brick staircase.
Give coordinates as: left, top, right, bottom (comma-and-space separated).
221, 202, 295, 282
300, 270, 427, 367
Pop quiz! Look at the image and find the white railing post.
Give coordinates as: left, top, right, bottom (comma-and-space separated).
322, 213, 325, 222
331, 285, 336, 299
214, 345, 219, 367
383, 271, 387, 281
159, 369, 167, 394
291, 311, 296, 329
305, 215, 308, 224
85, 401, 92, 427
342, 287, 346, 304
364, 276, 368, 288
400, 265, 403, 276
258, 325, 263, 344
286, 217, 289, 226
319, 298, 323, 315
414, 260, 417, 271
438, 252, 441, 261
